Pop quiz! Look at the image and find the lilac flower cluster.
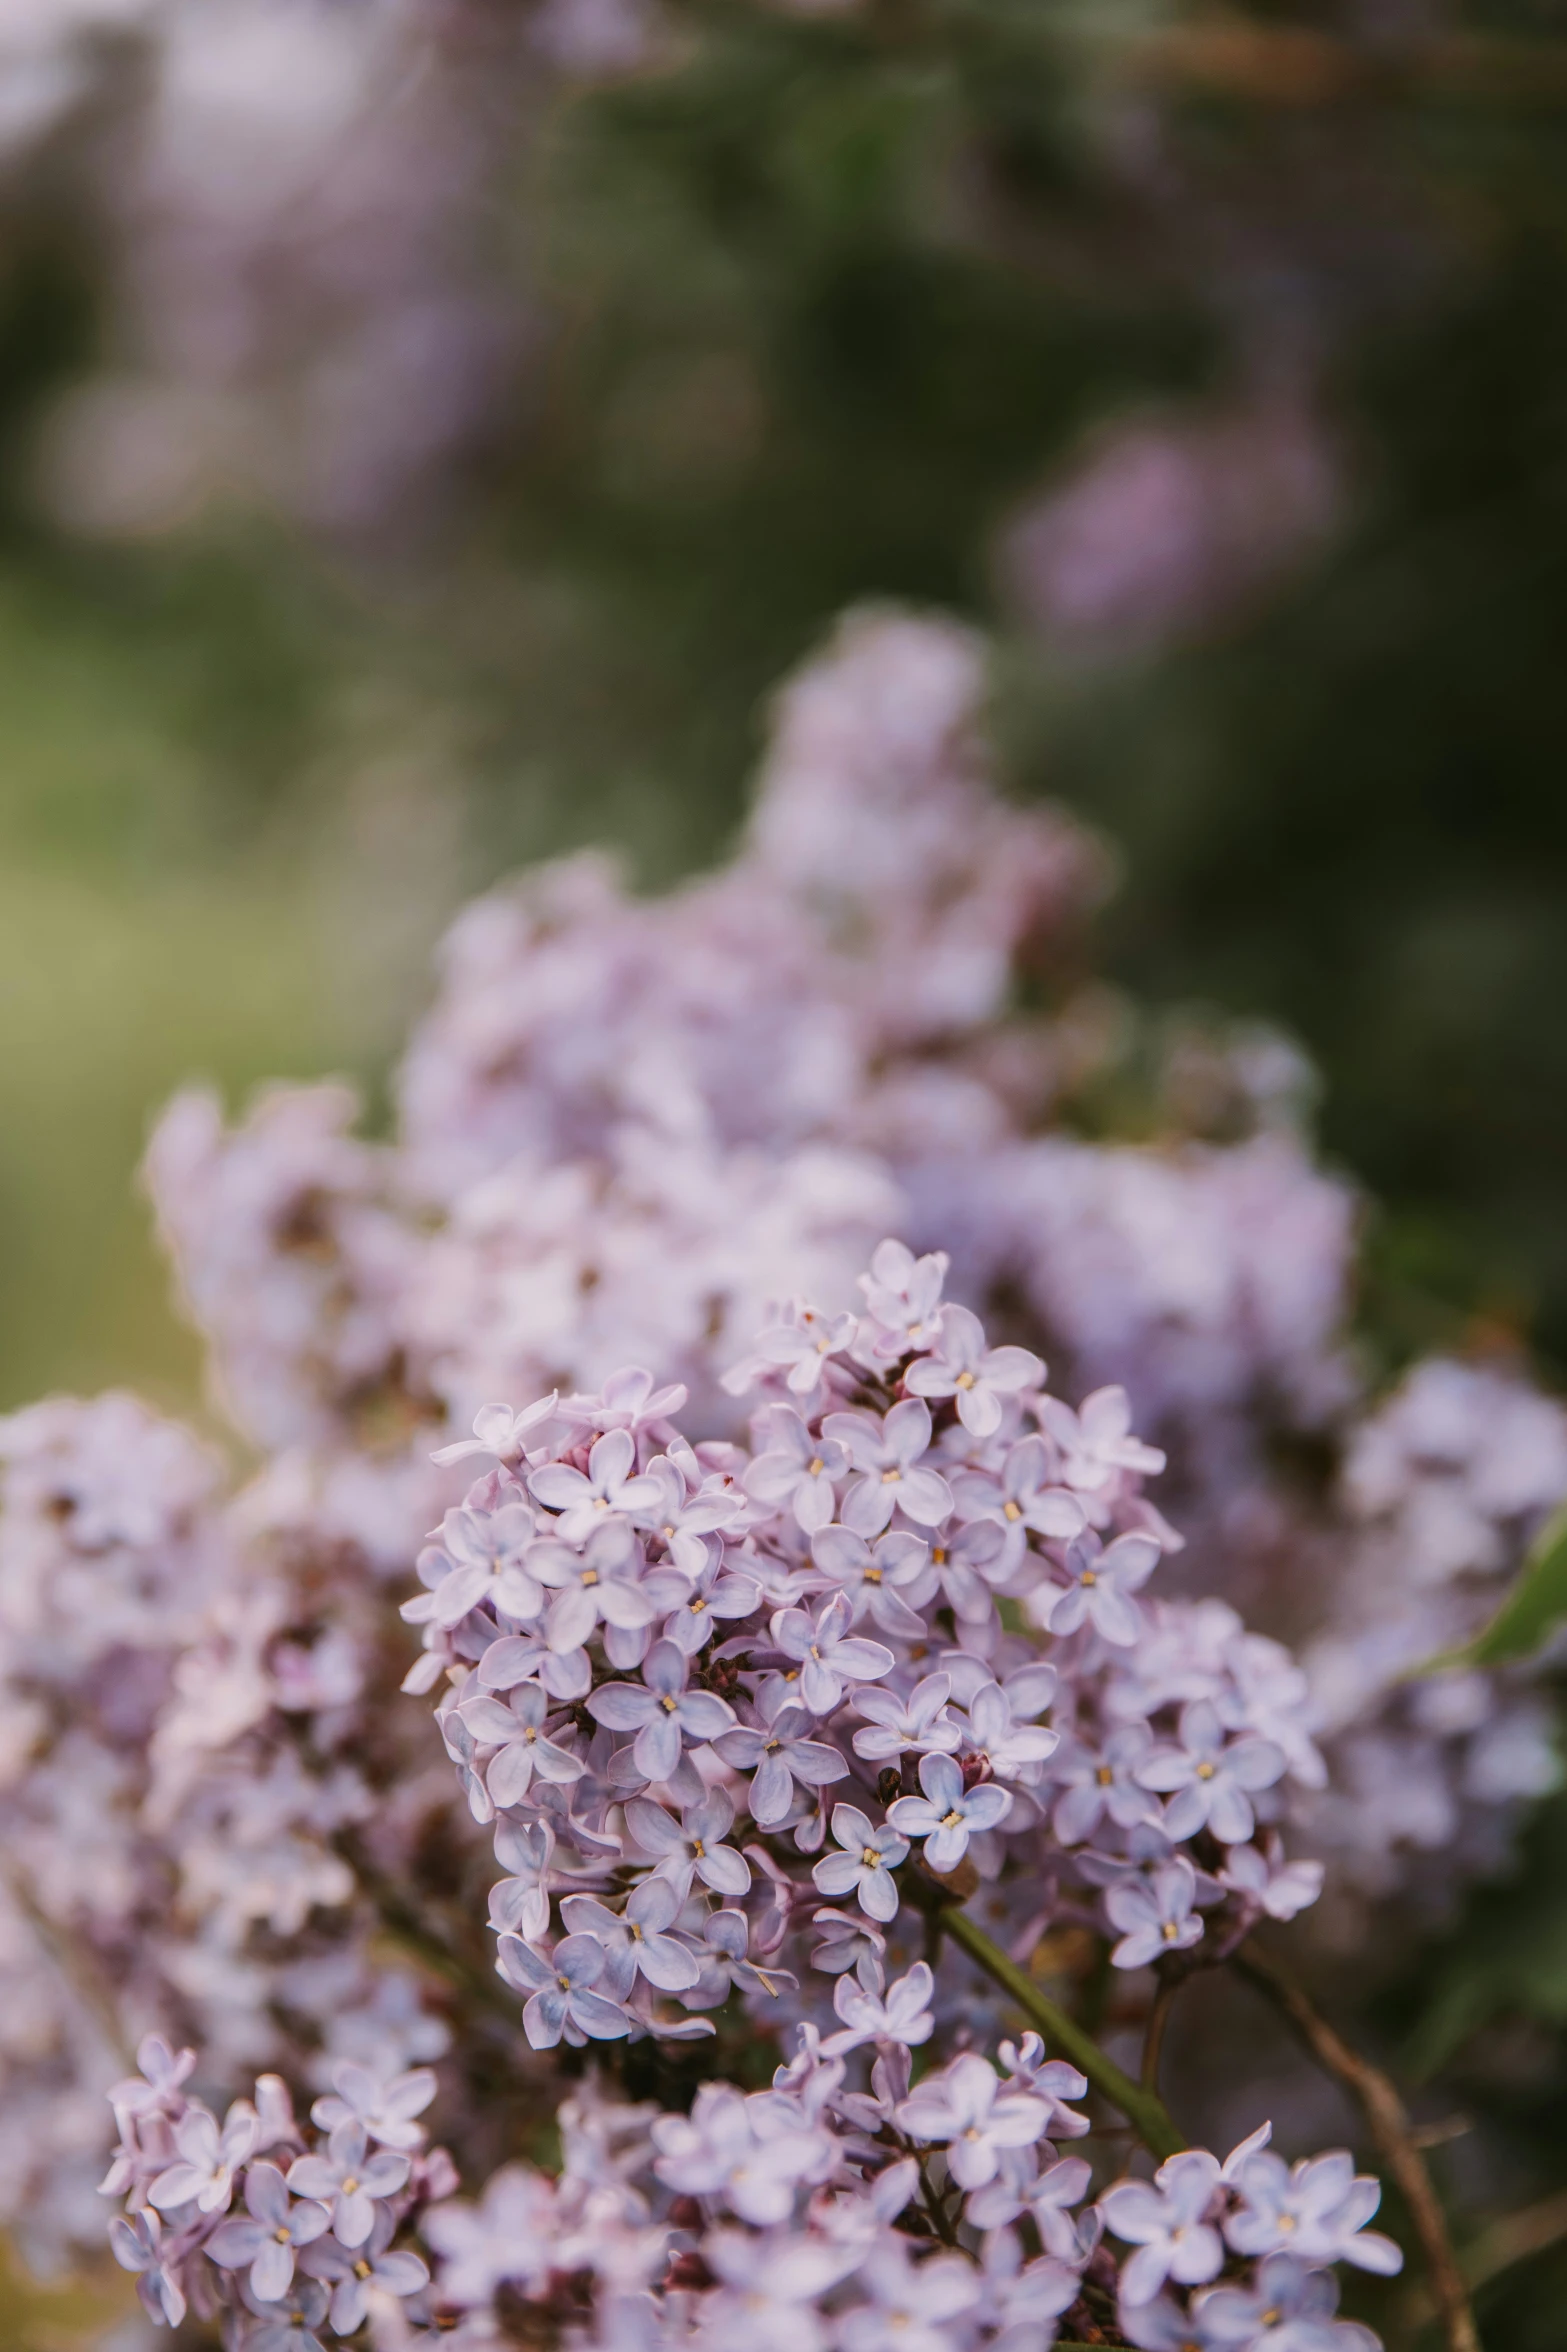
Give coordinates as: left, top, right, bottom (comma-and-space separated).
0, 605, 1558, 2292
404, 1243, 1326, 2051
103, 2036, 437, 2340
105, 2031, 1399, 2352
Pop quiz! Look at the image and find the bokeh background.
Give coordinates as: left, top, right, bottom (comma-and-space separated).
3, 5, 1567, 2345
4, 0, 1567, 1433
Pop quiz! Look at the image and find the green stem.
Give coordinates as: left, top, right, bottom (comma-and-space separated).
903, 1874, 1184, 2160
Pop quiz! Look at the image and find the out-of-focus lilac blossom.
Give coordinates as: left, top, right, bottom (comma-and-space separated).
651, 2082, 830, 2225
821, 1961, 935, 2054
285, 2120, 409, 2248
1225, 2150, 1403, 2275
310, 2063, 436, 2152
207, 2159, 331, 2297
432, 1395, 561, 1469
897, 2054, 1050, 2189
1101, 2149, 1227, 2302
1137, 1700, 1287, 1846
1106, 1856, 1205, 1970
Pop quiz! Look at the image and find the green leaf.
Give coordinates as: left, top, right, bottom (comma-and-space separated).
1420, 1502, 1567, 1674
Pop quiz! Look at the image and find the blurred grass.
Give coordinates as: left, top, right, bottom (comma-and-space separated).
0, 2242, 128, 2352
0, 551, 475, 1415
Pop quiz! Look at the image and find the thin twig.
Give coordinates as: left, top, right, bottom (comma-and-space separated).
1402, 2183, 1567, 2330
1233, 1942, 1479, 2352
1141, 1975, 1179, 2097
900, 1868, 1184, 2161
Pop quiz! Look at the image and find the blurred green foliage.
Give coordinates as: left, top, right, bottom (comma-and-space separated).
4, 1, 1567, 1411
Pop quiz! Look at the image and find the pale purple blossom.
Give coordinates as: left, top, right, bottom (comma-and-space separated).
148, 2099, 258, 2213
529, 1428, 664, 1541
432, 1394, 561, 1468
771, 1591, 895, 1714
897, 2054, 1050, 2189
905, 1305, 1044, 1439
559, 1880, 703, 1995
528, 1518, 658, 1652
207, 2161, 331, 2298
625, 1788, 752, 1898
809, 1523, 931, 1639
299, 2205, 431, 2334
957, 1680, 1059, 1781
838, 2244, 981, 2352
496, 1931, 634, 2048
651, 2083, 830, 2224
1225, 2150, 1403, 2274
1219, 1836, 1325, 1922
812, 1804, 909, 1922
460, 1680, 586, 1806
285, 2122, 409, 2248
586, 1640, 737, 1780
823, 1400, 954, 1535
108, 2211, 187, 2327
310, 2063, 436, 2152
851, 1670, 960, 1763
1039, 1385, 1168, 1492
422, 2165, 559, 2304
887, 1750, 1013, 1871
822, 1962, 935, 2054
402, 1503, 544, 1630
1196, 2252, 1382, 2352
644, 1549, 760, 1654
714, 1705, 849, 1826
743, 1406, 851, 1533
1136, 1700, 1286, 1846
857, 1241, 951, 1358
1101, 2148, 1227, 2301
1051, 1724, 1160, 1845
1034, 1531, 1160, 1645
730, 1307, 860, 1399
1105, 1856, 1205, 1969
